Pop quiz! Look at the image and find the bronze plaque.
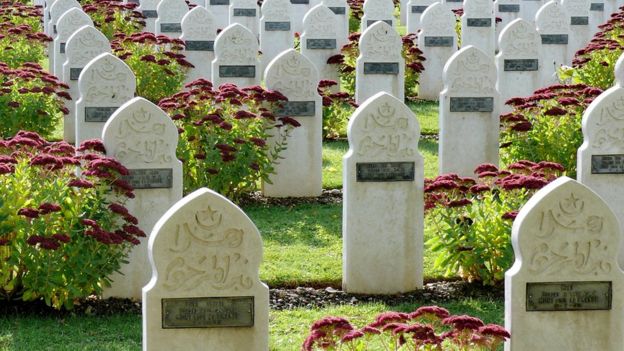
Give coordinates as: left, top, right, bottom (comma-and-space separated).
467, 18, 492, 27
411, 5, 428, 13
122, 168, 173, 189
306, 39, 337, 50
142, 10, 158, 18
450, 97, 494, 112
233, 8, 256, 16
70, 67, 82, 81
160, 23, 182, 33
591, 154, 624, 174
526, 281, 612, 311
504, 59, 538, 71
276, 101, 316, 117
424, 36, 453, 47
210, 0, 230, 4
60, 42, 66, 54
185, 40, 214, 51
219, 65, 256, 78
290, 0, 309, 3
265, 21, 291, 31
363, 62, 399, 75
329, 6, 346, 14
541, 34, 568, 45
571, 16, 589, 25
590, 2, 604, 10
356, 162, 415, 182
85, 107, 118, 122
498, 4, 520, 12
162, 296, 254, 328
367, 19, 393, 27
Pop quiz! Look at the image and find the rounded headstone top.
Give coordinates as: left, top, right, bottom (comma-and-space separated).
261, 0, 291, 20
78, 52, 136, 104
50, 0, 80, 23
322, 0, 348, 8
156, 0, 189, 22
213, 23, 258, 63
66, 25, 111, 67
363, 0, 394, 17
443, 45, 496, 94
536, 1, 570, 33
138, 0, 159, 11
420, 3, 456, 35
265, 49, 319, 100
359, 21, 402, 60
181, 6, 217, 40
57, 8, 93, 40
562, 0, 590, 16
498, 19, 540, 57
463, 0, 493, 16
302, 4, 337, 37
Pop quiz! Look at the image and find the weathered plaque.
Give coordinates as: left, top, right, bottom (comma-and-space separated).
265, 21, 291, 31
233, 8, 256, 16
142, 10, 158, 18
449, 97, 494, 112
446, 0, 462, 3
504, 59, 539, 71
541, 34, 568, 44
306, 39, 337, 50
84, 107, 119, 123
498, 4, 520, 12
70, 67, 82, 81
591, 154, 624, 174
571, 16, 589, 25
276, 101, 316, 117
363, 62, 399, 75
366, 19, 393, 27
162, 297, 254, 328
60, 42, 66, 54
209, 0, 230, 4
290, 0, 309, 4
127, 0, 139, 3
53, 25, 57, 35
160, 23, 182, 32
424, 36, 453, 47
590, 2, 604, 10
411, 5, 428, 13
185, 40, 214, 51
467, 18, 492, 27
329, 6, 346, 15
219, 65, 256, 78
526, 281, 612, 311
122, 168, 174, 189
356, 162, 415, 182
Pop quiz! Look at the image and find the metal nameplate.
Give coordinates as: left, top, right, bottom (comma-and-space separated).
209, 0, 230, 5
306, 39, 337, 50
162, 296, 254, 328
290, 0, 309, 4
411, 5, 428, 13
265, 21, 291, 31
363, 62, 399, 75
185, 40, 214, 51
160, 23, 182, 32
367, 19, 393, 27
276, 101, 316, 117
219, 65, 256, 78
70, 67, 82, 81
127, 0, 139, 3
446, 0, 462, 3
590, 2, 604, 10
424, 36, 453, 47
467, 18, 492, 27
571, 16, 589, 25
504, 59, 539, 71
541, 34, 568, 44
233, 8, 256, 17
450, 97, 494, 112
53, 25, 57, 34
329, 6, 346, 15
356, 162, 415, 182
498, 4, 520, 12
84, 107, 119, 122
60, 43, 65, 54
122, 168, 173, 189
142, 10, 157, 18
526, 281, 612, 311
591, 154, 624, 174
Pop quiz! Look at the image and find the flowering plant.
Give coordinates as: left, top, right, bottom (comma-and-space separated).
303, 306, 510, 350
500, 84, 602, 178
0, 3, 51, 68
425, 162, 564, 285
158, 79, 299, 200
0, 132, 144, 309
0, 62, 70, 138
317, 79, 357, 140
111, 32, 192, 103
83, 0, 146, 40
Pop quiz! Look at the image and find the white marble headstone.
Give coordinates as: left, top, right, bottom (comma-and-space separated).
505, 177, 624, 351
63, 25, 111, 144
562, 0, 591, 59
535, 1, 570, 87
406, 0, 436, 34
461, 0, 496, 56
262, 49, 322, 197
494, 0, 521, 45
439, 46, 499, 177
301, 5, 341, 88
139, 0, 161, 33
54, 8, 93, 80
361, 0, 396, 31
343, 92, 424, 294
578, 53, 624, 270
260, 0, 294, 76
520, 0, 544, 25
589, 0, 605, 34
229, 0, 260, 38
155, 0, 189, 38
355, 21, 404, 104
206, 0, 232, 31
417, 2, 457, 100
321, 0, 349, 48
75, 53, 136, 145
290, 0, 312, 35
48, 0, 81, 75
142, 187, 268, 351
181, 6, 217, 83
212, 23, 260, 87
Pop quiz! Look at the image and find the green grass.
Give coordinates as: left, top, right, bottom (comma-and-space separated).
408, 99, 440, 135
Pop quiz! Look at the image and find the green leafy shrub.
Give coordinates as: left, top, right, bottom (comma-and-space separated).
499, 84, 602, 177
317, 79, 357, 140
0, 62, 70, 138
303, 306, 510, 350
0, 4, 51, 68
0, 132, 144, 309
111, 32, 191, 103
158, 79, 299, 200
425, 163, 564, 285
83, 0, 145, 40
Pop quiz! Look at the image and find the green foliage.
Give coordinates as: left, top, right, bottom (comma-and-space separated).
0, 62, 70, 139
158, 80, 299, 201
499, 84, 602, 177
425, 163, 564, 285
83, 1, 145, 40
0, 133, 144, 309
317, 80, 357, 139
0, 4, 50, 68
111, 32, 190, 103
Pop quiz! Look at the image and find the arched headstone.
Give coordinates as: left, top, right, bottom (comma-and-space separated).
181, 6, 217, 83
343, 92, 424, 294
48, 0, 81, 74
494, 0, 521, 46
301, 5, 341, 88
535, 1, 570, 87
155, 0, 189, 38
260, 0, 294, 76
54, 8, 93, 79
321, 0, 349, 48
206, 0, 231, 31
520, 0, 544, 25
406, 0, 436, 34
212, 23, 260, 87
290, 0, 312, 35
461, 0, 496, 56
229, 0, 260, 38
361, 0, 396, 31
102, 97, 183, 299
139, 0, 160, 33
562, 0, 590, 59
